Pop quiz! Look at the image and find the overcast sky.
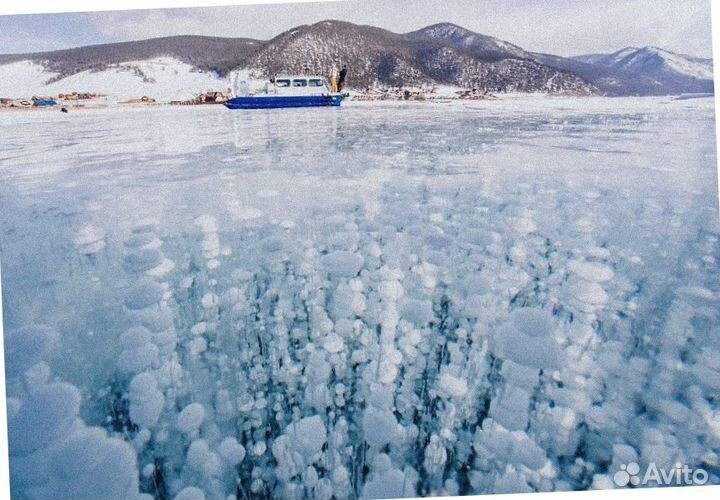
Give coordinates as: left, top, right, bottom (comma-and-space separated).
0, 0, 713, 58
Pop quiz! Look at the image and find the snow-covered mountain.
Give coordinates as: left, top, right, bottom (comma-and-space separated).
0, 21, 712, 100
406, 22, 531, 61
571, 46, 714, 95
575, 46, 713, 79
401, 24, 713, 96
245, 20, 595, 93
0, 21, 596, 100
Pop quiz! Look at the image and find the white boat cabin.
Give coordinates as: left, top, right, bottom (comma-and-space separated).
232, 74, 335, 97
265, 76, 332, 95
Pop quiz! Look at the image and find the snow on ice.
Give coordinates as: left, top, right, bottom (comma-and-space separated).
1, 96, 719, 499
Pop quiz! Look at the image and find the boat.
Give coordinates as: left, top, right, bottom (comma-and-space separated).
225, 75, 344, 110
32, 97, 58, 107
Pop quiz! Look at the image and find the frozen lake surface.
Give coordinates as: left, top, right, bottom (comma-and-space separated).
1, 97, 719, 499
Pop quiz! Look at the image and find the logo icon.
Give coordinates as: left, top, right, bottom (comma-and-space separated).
614, 462, 641, 487
613, 462, 709, 487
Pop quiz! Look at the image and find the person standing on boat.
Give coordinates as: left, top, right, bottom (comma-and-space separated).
338, 65, 348, 92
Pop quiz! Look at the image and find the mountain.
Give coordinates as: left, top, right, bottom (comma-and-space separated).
0, 21, 712, 100
244, 20, 595, 93
570, 46, 714, 95
529, 51, 664, 96
405, 22, 531, 61
397, 23, 714, 96
0, 35, 261, 81
0, 21, 596, 99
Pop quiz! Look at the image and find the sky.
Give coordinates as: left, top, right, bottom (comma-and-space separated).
0, 0, 714, 58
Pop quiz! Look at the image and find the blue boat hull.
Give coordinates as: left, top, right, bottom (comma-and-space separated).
33, 100, 58, 107
225, 94, 343, 110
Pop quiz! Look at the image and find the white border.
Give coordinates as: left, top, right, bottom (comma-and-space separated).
0, 2, 718, 500
0, 0, 331, 16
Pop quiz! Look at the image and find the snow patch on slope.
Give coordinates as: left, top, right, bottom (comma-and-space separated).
0, 57, 231, 101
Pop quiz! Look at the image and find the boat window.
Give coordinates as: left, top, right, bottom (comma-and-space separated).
275, 79, 291, 87
308, 79, 324, 87
292, 79, 308, 87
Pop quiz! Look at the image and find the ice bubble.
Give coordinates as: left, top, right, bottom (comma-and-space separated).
693, 349, 720, 390
201, 234, 220, 259
124, 280, 165, 310
253, 441, 267, 456
24, 362, 50, 387
568, 260, 614, 283
73, 225, 106, 254
464, 294, 490, 318
131, 306, 175, 333
117, 343, 159, 374
591, 474, 616, 489
320, 251, 364, 278
500, 360, 540, 390
187, 439, 222, 477
189, 337, 208, 356
201, 293, 218, 309
329, 231, 361, 250
124, 232, 157, 248
177, 403, 205, 433
175, 487, 206, 500
154, 359, 183, 390
331, 283, 355, 319
513, 216, 537, 235
495, 469, 532, 494
489, 385, 531, 431
134, 429, 151, 450
473, 419, 547, 471
494, 308, 562, 370
237, 207, 264, 221
362, 407, 398, 448
373, 453, 393, 473
44, 426, 139, 500
381, 280, 404, 301
569, 280, 609, 307
219, 437, 246, 465
678, 286, 717, 302
361, 464, 416, 500
377, 360, 399, 384
194, 215, 218, 233
147, 258, 176, 278
6, 398, 21, 421
384, 346, 403, 365
399, 298, 433, 325
424, 232, 453, 249
261, 236, 284, 253
128, 372, 164, 428
424, 435, 448, 474
9, 382, 81, 455
123, 249, 163, 273
132, 220, 158, 234
190, 322, 207, 336
5, 325, 59, 378
120, 326, 152, 348
438, 373, 469, 399
284, 415, 327, 457
142, 463, 155, 478
323, 332, 345, 353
